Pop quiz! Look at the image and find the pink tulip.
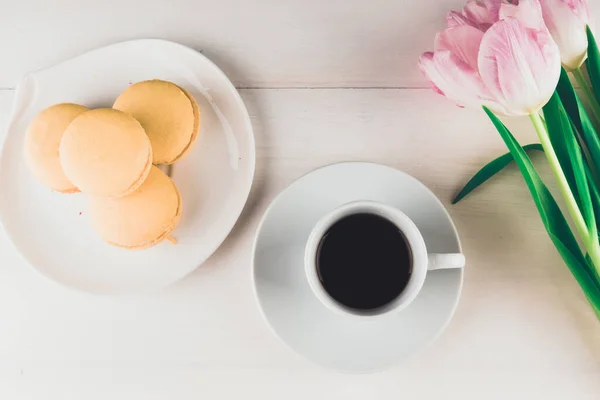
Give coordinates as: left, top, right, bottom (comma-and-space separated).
445, 0, 592, 70
499, 0, 548, 31
419, 0, 561, 116
538, 0, 592, 70
460, 0, 501, 29
447, 0, 545, 31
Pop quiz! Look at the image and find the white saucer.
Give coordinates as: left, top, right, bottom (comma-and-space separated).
0, 39, 255, 294
252, 162, 463, 373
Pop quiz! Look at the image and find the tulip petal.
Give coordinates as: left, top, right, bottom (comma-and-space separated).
447, 11, 473, 28
539, 0, 591, 70
435, 26, 485, 69
478, 18, 561, 115
419, 50, 507, 114
462, 0, 501, 29
419, 52, 446, 96
499, 0, 546, 31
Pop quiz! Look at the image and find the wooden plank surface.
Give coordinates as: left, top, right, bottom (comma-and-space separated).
1, 0, 598, 89
1, 88, 599, 399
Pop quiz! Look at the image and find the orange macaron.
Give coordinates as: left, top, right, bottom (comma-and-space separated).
113, 80, 200, 165
59, 108, 153, 198
24, 103, 88, 193
88, 166, 182, 250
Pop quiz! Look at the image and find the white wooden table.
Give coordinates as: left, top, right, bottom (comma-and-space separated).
1, 1, 600, 398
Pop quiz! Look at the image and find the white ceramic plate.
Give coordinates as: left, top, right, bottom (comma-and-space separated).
252, 162, 463, 373
0, 39, 255, 294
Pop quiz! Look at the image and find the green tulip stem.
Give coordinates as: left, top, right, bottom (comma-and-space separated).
529, 113, 589, 241
530, 112, 600, 273
573, 67, 600, 124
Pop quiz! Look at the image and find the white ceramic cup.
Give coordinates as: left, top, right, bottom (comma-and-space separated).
305, 200, 465, 318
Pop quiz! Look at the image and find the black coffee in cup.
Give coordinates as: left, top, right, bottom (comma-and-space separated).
315, 213, 412, 311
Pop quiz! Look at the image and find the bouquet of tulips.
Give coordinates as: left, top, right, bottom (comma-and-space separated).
419, 0, 600, 318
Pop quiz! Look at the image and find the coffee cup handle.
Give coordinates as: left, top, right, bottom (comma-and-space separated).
427, 254, 466, 270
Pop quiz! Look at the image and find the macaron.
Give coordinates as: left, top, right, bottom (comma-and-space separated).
113, 80, 200, 164
59, 108, 153, 197
24, 103, 88, 193
170, 85, 200, 163
88, 166, 182, 250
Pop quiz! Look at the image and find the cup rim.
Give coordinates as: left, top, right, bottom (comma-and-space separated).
304, 200, 428, 319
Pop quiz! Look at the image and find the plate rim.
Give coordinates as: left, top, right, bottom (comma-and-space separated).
251, 161, 463, 373
0, 38, 256, 294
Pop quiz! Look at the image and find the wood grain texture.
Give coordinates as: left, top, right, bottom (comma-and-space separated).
1, 0, 598, 89
1, 88, 600, 399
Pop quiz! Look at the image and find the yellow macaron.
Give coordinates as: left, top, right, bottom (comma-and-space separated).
113, 80, 200, 165
88, 166, 182, 250
24, 103, 88, 193
170, 85, 200, 163
59, 108, 153, 197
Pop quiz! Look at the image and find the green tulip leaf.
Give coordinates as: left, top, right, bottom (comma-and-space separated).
586, 164, 600, 236
553, 237, 600, 319
556, 68, 600, 179
543, 92, 597, 238
587, 26, 600, 103
483, 106, 600, 311
554, 70, 600, 235
452, 144, 543, 204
